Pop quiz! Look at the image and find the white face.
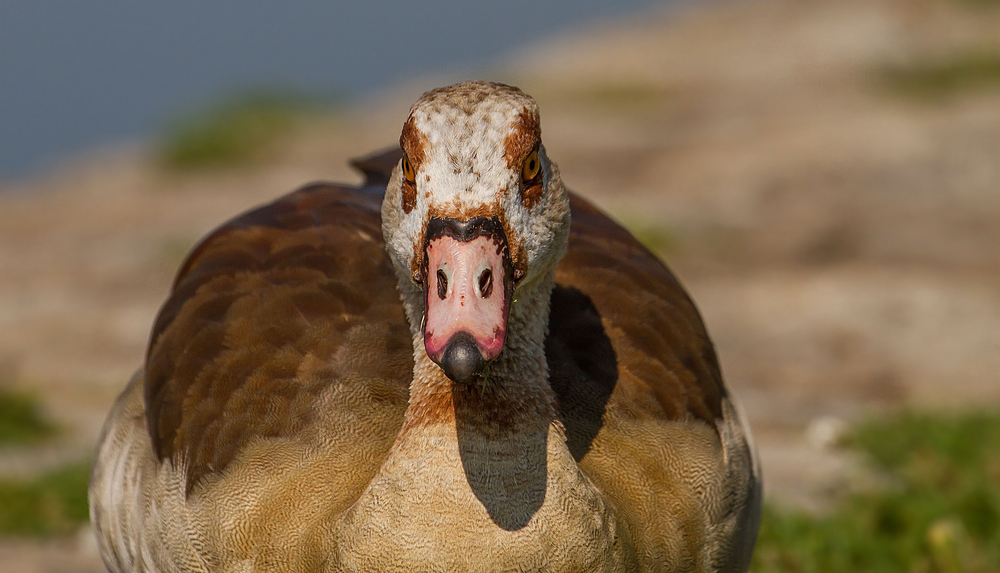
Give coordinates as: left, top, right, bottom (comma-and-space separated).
381, 81, 570, 298
380, 82, 571, 382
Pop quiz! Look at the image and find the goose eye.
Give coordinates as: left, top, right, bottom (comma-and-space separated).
400, 154, 417, 213
521, 150, 540, 182
402, 155, 416, 184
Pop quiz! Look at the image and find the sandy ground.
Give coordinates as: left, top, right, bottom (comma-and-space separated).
1, 0, 999, 570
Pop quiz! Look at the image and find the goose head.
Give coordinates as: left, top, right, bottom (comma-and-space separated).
382, 82, 570, 384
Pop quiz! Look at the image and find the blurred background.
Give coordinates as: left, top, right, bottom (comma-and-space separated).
1, 0, 999, 571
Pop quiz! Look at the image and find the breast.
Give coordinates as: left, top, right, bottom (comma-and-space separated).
333, 422, 634, 573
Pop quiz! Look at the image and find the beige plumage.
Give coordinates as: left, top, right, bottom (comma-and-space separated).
90, 81, 760, 572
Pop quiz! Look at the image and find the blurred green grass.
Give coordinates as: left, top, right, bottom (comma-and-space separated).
753, 410, 1000, 573
158, 89, 336, 170
569, 82, 673, 114
0, 387, 90, 537
0, 461, 91, 537
882, 50, 1000, 100
0, 386, 56, 445
632, 224, 680, 256
620, 218, 680, 257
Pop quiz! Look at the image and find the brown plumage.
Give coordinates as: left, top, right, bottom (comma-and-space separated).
90, 82, 760, 573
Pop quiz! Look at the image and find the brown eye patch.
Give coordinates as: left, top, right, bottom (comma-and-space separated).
521, 182, 543, 210
402, 155, 416, 184
502, 108, 543, 209
520, 149, 544, 209
399, 114, 427, 215
503, 108, 540, 172
401, 154, 416, 214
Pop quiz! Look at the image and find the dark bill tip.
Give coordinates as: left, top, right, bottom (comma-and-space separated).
438, 331, 487, 384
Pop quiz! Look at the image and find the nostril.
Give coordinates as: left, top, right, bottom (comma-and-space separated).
437, 269, 448, 299
478, 269, 493, 298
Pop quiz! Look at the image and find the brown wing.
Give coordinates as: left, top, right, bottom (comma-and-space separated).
144, 182, 413, 493
547, 194, 725, 460
548, 196, 746, 571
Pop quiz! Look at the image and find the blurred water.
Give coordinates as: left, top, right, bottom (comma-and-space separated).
0, 0, 678, 181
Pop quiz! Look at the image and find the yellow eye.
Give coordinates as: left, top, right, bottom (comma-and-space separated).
521, 150, 540, 182
402, 155, 416, 184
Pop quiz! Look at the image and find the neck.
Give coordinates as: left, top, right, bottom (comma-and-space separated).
396, 271, 557, 438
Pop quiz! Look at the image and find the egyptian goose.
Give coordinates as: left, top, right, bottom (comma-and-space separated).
90, 81, 760, 573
